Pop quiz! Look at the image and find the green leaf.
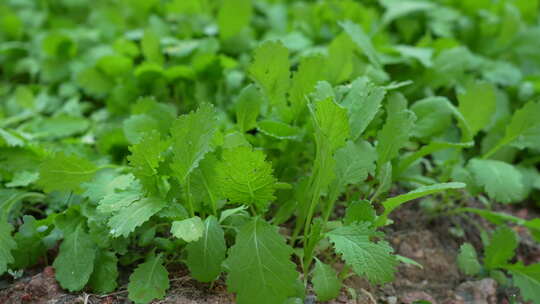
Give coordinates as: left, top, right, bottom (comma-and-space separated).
141, 29, 164, 65
457, 243, 481, 276
289, 55, 326, 119
0, 221, 16, 275
38, 152, 98, 194
313, 98, 350, 153
457, 81, 496, 136
217, 146, 277, 210
328, 222, 397, 284
257, 119, 301, 140
486, 101, 540, 157
225, 217, 298, 304
484, 226, 518, 269
6, 171, 39, 188
236, 84, 262, 132
123, 114, 159, 145
333, 140, 377, 193
467, 158, 524, 203
218, 0, 252, 40
11, 216, 46, 269
507, 263, 540, 304
170, 103, 218, 183
376, 182, 465, 226
108, 196, 166, 237
53, 224, 97, 291
89, 251, 118, 293
312, 259, 341, 302
410, 96, 454, 139
248, 41, 290, 120
128, 131, 168, 193
340, 21, 381, 69
376, 93, 416, 166
344, 200, 376, 225
186, 216, 226, 282
190, 154, 222, 214
171, 216, 204, 242
341, 77, 386, 140
128, 254, 169, 304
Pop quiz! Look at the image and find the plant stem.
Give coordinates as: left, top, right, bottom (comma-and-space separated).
185, 176, 195, 217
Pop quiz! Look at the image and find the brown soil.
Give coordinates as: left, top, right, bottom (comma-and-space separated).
1, 201, 539, 304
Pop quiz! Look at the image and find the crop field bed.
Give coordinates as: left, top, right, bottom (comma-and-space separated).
1, 0, 540, 304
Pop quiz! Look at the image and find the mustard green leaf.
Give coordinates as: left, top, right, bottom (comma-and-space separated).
312, 259, 341, 302
38, 153, 98, 194
186, 216, 226, 282
128, 254, 169, 304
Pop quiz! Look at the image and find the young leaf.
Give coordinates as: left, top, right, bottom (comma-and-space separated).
225, 217, 298, 304
108, 196, 166, 237
218, 0, 252, 40
341, 77, 386, 140
340, 21, 381, 69
171, 216, 204, 243
328, 222, 398, 284
170, 103, 218, 183
457, 81, 496, 137
344, 200, 376, 225
128, 254, 169, 304
457, 243, 481, 276
312, 259, 341, 302
289, 55, 326, 119
313, 98, 350, 153
376, 182, 465, 226
376, 93, 416, 166
190, 154, 222, 215
0, 221, 16, 275
257, 119, 301, 140
484, 226, 518, 269
467, 158, 524, 203
506, 262, 540, 304
333, 140, 377, 193
485, 101, 540, 158
53, 224, 97, 291
186, 216, 226, 282
141, 29, 163, 65
235, 84, 262, 132
217, 146, 277, 210
248, 41, 290, 120
127, 131, 168, 193
38, 152, 97, 194
89, 251, 118, 293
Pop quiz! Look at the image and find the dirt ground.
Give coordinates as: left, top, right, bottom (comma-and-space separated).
1, 199, 539, 304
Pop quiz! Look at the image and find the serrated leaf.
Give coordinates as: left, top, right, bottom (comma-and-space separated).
89, 251, 118, 293
217, 146, 277, 210
249, 41, 290, 120
186, 216, 226, 282
289, 55, 326, 119
467, 158, 524, 203
171, 216, 204, 242
53, 224, 97, 291
236, 84, 262, 132
507, 263, 540, 304
128, 254, 169, 304
38, 152, 98, 194
376, 182, 465, 226
344, 200, 376, 225
6, 171, 39, 188
313, 98, 350, 153
312, 259, 341, 301
190, 153, 222, 214
123, 114, 159, 145
497, 101, 540, 151
225, 217, 298, 304
108, 196, 166, 237
484, 226, 518, 269
170, 103, 218, 183
218, 0, 252, 40
0, 221, 16, 275
257, 119, 301, 140
128, 131, 168, 193
341, 77, 386, 140
457, 243, 481, 276
376, 93, 416, 166
457, 81, 496, 136
328, 222, 397, 284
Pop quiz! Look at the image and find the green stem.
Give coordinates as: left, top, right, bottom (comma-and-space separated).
185, 176, 195, 217
1, 192, 46, 221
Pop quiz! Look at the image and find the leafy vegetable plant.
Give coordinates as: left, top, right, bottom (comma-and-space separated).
1, 0, 540, 303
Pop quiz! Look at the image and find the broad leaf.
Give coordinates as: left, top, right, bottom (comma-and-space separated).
171, 216, 204, 242
225, 217, 298, 304
467, 158, 524, 203
38, 152, 97, 194
218, 0, 252, 40
128, 254, 169, 304
328, 222, 397, 284
53, 224, 97, 291
484, 226, 518, 269
312, 259, 341, 301
236, 84, 262, 132
170, 103, 218, 183
457, 81, 496, 136
186, 216, 226, 282
0, 221, 16, 275
89, 251, 118, 293
507, 263, 540, 304
108, 196, 166, 237
128, 131, 168, 193
457, 243, 481, 276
